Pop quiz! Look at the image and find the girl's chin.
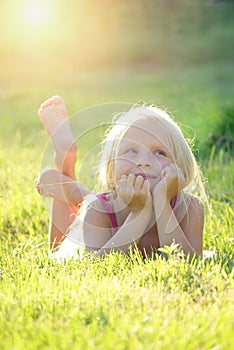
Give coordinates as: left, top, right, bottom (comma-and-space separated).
148, 177, 160, 192
149, 184, 155, 193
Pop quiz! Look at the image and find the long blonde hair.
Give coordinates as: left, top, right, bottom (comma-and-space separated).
98, 105, 206, 202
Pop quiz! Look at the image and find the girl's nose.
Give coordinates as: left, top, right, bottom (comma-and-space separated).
136, 162, 151, 168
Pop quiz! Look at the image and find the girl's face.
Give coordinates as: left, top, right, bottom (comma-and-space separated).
115, 120, 173, 192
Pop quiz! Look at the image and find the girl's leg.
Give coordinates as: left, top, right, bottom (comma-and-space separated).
35, 168, 90, 250
35, 168, 88, 205
37, 96, 89, 250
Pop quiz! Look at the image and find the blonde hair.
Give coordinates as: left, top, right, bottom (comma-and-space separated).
98, 105, 206, 202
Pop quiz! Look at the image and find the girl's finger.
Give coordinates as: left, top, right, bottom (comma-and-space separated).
141, 179, 150, 193
169, 164, 185, 179
127, 173, 136, 186
134, 175, 144, 190
117, 179, 127, 193
161, 165, 169, 177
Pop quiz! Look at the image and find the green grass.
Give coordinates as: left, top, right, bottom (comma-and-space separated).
0, 246, 233, 350
0, 61, 234, 349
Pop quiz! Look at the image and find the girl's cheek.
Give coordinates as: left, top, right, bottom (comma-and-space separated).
117, 159, 133, 170
153, 158, 170, 173
159, 158, 171, 168
116, 159, 134, 174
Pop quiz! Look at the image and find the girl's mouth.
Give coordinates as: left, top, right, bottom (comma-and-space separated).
134, 173, 156, 180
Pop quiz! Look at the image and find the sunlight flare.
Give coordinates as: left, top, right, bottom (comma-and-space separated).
23, 1, 50, 25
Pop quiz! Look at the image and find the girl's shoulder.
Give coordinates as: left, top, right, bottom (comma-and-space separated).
175, 192, 204, 226
78, 192, 115, 229
176, 192, 204, 211
81, 192, 115, 209
178, 193, 204, 254
79, 192, 108, 210
185, 193, 204, 211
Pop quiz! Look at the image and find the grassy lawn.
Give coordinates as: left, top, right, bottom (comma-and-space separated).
0, 62, 233, 349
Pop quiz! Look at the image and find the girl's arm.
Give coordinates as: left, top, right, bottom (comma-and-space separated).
83, 175, 153, 256
94, 195, 153, 256
154, 195, 204, 256
153, 164, 204, 256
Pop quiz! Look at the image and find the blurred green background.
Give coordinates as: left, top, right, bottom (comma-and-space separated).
1, 0, 234, 72
0, 0, 233, 209
0, 0, 234, 152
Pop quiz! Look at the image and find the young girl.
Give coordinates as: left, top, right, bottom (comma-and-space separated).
36, 96, 205, 259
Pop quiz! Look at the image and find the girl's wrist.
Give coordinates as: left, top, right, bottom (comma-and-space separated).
153, 196, 171, 216
152, 187, 176, 204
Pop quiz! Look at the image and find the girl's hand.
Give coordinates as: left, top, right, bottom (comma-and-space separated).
152, 164, 186, 202
117, 174, 152, 212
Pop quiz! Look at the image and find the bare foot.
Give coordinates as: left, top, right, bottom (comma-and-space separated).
35, 167, 88, 206
38, 96, 77, 177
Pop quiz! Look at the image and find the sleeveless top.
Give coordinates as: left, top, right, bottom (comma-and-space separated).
97, 193, 119, 233
97, 193, 178, 234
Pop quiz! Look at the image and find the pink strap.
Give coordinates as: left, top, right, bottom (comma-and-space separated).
171, 195, 178, 209
97, 194, 118, 233
97, 193, 177, 233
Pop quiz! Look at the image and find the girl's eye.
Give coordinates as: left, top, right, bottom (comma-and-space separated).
153, 150, 167, 156
125, 148, 137, 154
